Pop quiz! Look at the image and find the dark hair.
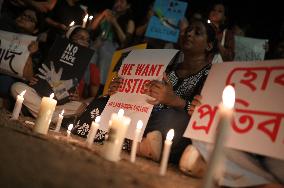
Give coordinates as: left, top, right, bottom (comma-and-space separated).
208, 1, 229, 30
187, 18, 219, 54
69, 27, 89, 39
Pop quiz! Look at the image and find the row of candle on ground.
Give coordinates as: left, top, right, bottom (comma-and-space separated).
12, 85, 236, 184
11, 92, 174, 176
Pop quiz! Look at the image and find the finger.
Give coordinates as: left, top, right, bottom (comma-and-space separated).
38, 68, 47, 77
189, 109, 194, 115
37, 74, 46, 80
57, 67, 63, 78
146, 98, 159, 105
191, 99, 201, 106
42, 64, 50, 72
162, 72, 171, 85
194, 95, 202, 101
150, 80, 164, 89
50, 61, 55, 73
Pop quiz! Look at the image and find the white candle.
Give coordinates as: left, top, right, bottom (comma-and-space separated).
34, 93, 57, 135
69, 21, 75, 27
54, 109, 64, 132
88, 15, 93, 21
160, 129, 174, 176
203, 85, 235, 188
67, 124, 73, 138
86, 116, 101, 147
82, 14, 88, 28
11, 90, 26, 120
101, 109, 131, 162
130, 120, 143, 163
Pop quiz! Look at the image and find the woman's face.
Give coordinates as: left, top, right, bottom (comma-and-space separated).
15, 10, 37, 34
113, 0, 129, 13
181, 21, 209, 54
71, 30, 90, 47
209, 4, 225, 24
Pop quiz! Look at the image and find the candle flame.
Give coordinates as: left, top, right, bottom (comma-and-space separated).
95, 116, 101, 123
222, 85, 235, 109
50, 93, 54, 99
136, 120, 143, 129
207, 19, 211, 24
83, 14, 88, 22
68, 124, 73, 131
69, 21, 75, 27
60, 109, 64, 116
89, 15, 93, 20
118, 109, 124, 118
20, 90, 26, 97
166, 129, 174, 141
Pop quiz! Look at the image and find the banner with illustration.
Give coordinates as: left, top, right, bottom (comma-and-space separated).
184, 60, 284, 160
0, 30, 37, 78
100, 49, 179, 141
102, 43, 147, 96
234, 36, 268, 61
32, 36, 94, 104
145, 0, 187, 43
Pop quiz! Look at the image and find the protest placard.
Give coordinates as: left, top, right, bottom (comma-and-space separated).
100, 49, 179, 141
0, 30, 36, 78
145, 0, 187, 43
32, 36, 94, 104
184, 60, 284, 160
234, 36, 268, 61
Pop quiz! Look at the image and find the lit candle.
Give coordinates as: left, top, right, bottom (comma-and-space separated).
160, 129, 174, 176
130, 120, 143, 163
67, 124, 73, 138
54, 109, 64, 132
202, 85, 235, 188
34, 93, 57, 135
86, 116, 101, 147
11, 90, 26, 120
207, 19, 211, 24
101, 109, 131, 162
69, 21, 75, 27
88, 15, 93, 21
82, 14, 88, 28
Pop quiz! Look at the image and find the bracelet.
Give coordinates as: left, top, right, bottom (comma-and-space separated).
184, 100, 191, 112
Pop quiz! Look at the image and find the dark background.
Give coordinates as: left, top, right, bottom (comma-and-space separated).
83, 0, 284, 42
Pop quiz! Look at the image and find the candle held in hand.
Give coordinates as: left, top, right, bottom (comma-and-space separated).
203, 85, 235, 188
67, 124, 73, 138
11, 90, 26, 120
130, 120, 143, 163
86, 116, 101, 147
160, 129, 174, 176
34, 93, 57, 135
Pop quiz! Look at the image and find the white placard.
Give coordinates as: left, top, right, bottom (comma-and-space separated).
0, 30, 37, 78
184, 60, 284, 160
100, 49, 179, 141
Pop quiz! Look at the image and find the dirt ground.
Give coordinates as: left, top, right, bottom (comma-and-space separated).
0, 109, 202, 188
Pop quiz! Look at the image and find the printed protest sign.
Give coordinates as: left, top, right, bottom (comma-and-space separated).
145, 0, 187, 43
184, 60, 284, 160
0, 30, 36, 78
32, 36, 94, 104
234, 36, 268, 61
100, 49, 179, 141
102, 43, 147, 96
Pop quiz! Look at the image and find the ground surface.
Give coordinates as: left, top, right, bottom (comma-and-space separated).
0, 109, 201, 188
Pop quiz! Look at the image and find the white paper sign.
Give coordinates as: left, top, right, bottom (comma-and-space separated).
184, 60, 284, 160
0, 30, 37, 78
100, 49, 179, 141
234, 36, 268, 61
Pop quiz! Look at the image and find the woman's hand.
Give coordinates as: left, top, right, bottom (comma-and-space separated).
188, 95, 202, 115
28, 41, 38, 54
108, 76, 123, 96
145, 73, 177, 106
29, 76, 39, 86
103, 9, 116, 24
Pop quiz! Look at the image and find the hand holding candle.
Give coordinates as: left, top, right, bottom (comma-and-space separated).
11, 90, 26, 120
86, 116, 101, 147
160, 129, 174, 176
54, 110, 64, 132
202, 85, 235, 188
34, 93, 57, 135
130, 120, 143, 163
67, 124, 73, 138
